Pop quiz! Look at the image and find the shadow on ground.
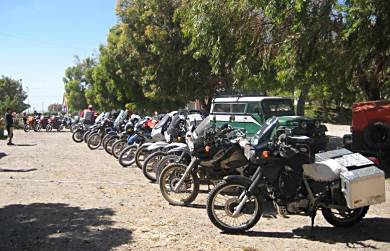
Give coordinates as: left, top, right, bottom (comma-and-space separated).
0, 168, 37, 172
225, 217, 390, 249
0, 203, 132, 250
0, 152, 7, 159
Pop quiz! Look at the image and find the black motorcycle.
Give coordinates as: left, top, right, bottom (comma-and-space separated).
158, 116, 250, 206
206, 117, 382, 232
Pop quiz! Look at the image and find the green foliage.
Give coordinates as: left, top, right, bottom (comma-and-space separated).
0, 76, 29, 114
62, 0, 390, 121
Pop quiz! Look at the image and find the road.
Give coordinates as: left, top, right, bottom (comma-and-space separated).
0, 130, 389, 250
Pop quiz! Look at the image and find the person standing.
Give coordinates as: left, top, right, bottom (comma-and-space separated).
5, 108, 14, 145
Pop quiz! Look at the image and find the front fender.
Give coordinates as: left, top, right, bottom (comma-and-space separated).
167, 145, 190, 155
224, 175, 252, 188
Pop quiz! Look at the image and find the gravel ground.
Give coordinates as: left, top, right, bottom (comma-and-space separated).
0, 129, 389, 251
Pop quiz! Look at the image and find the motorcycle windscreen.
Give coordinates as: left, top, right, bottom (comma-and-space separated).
193, 116, 212, 139
253, 116, 279, 145
114, 110, 126, 127
154, 114, 171, 129
95, 113, 105, 123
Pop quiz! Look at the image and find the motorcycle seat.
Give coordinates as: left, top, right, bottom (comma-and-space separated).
303, 159, 348, 182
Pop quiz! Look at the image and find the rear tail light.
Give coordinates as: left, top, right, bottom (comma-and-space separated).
368, 157, 380, 166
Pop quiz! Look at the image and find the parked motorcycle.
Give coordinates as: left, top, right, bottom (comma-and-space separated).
206, 117, 386, 233
158, 116, 250, 206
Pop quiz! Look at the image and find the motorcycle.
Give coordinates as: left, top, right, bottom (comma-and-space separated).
158, 116, 250, 206
206, 117, 386, 233
46, 116, 64, 132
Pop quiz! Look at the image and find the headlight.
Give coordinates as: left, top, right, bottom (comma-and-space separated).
314, 120, 320, 128
301, 121, 307, 129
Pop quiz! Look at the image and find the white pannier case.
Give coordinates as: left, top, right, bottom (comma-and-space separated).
340, 166, 385, 209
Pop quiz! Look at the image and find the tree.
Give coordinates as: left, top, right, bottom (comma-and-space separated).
47, 103, 63, 113
0, 76, 29, 113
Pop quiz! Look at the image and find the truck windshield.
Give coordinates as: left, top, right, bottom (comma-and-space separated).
261, 99, 294, 116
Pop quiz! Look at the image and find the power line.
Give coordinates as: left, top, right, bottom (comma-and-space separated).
0, 31, 88, 51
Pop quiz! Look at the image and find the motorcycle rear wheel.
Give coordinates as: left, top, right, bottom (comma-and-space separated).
321, 206, 369, 227
159, 163, 199, 206
207, 180, 262, 233
119, 145, 137, 167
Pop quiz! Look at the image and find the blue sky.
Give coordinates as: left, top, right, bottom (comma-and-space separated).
0, 0, 117, 112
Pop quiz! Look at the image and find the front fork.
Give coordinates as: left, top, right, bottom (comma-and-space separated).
233, 167, 263, 217
173, 157, 198, 192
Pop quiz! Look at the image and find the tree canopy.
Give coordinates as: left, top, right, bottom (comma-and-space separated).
63, 0, 390, 120
0, 76, 29, 114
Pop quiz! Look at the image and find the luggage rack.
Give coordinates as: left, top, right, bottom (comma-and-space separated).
315, 148, 374, 169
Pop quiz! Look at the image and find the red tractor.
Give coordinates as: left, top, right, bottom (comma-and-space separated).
344, 100, 390, 175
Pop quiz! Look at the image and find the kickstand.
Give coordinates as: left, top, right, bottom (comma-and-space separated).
309, 209, 317, 239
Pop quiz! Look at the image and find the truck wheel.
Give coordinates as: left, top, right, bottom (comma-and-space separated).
363, 122, 390, 150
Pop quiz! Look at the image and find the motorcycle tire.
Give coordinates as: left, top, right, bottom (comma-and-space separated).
158, 163, 199, 206
104, 136, 118, 155
24, 125, 30, 132
112, 140, 128, 159
119, 145, 138, 167
142, 151, 167, 182
321, 206, 369, 228
83, 131, 92, 143
135, 144, 150, 169
102, 134, 113, 149
72, 130, 84, 143
155, 154, 181, 182
87, 133, 102, 150
34, 124, 41, 132
207, 180, 262, 233
46, 125, 52, 132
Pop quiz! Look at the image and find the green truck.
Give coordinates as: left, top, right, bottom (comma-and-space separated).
209, 95, 328, 152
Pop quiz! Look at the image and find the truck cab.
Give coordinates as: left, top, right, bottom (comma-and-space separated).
210, 95, 328, 152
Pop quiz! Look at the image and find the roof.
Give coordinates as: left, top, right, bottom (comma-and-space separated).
212, 96, 290, 103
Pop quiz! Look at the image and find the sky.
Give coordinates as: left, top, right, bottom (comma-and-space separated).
0, 0, 117, 112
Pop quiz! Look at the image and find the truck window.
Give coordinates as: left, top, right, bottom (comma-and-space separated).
212, 103, 246, 114
247, 103, 261, 114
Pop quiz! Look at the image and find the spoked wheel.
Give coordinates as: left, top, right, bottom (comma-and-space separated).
83, 131, 92, 143
135, 145, 150, 169
46, 124, 53, 132
24, 125, 31, 132
104, 136, 118, 155
156, 154, 181, 182
112, 140, 127, 159
34, 124, 41, 132
119, 145, 138, 167
87, 133, 102, 150
159, 163, 199, 206
207, 180, 262, 233
102, 134, 113, 149
72, 130, 84, 143
321, 206, 369, 227
142, 151, 167, 182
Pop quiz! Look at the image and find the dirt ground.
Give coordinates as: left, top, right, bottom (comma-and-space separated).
0, 128, 389, 251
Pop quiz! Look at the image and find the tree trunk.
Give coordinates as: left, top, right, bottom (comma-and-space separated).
297, 85, 310, 116
359, 77, 381, 101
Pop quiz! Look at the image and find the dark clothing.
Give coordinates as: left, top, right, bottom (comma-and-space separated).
5, 113, 13, 127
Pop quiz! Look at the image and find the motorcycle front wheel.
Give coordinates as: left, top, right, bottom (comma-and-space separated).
24, 124, 30, 132
207, 180, 262, 233
119, 145, 138, 167
135, 144, 150, 169
142, 151, 167, 182
159, 163, 199, 206
321, 206, 369, 227
155, 154, 181, 182
104, 136, 118, 155
72, 130, 84, 143
112, 140, 127, 159
87, 133, 102, 150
